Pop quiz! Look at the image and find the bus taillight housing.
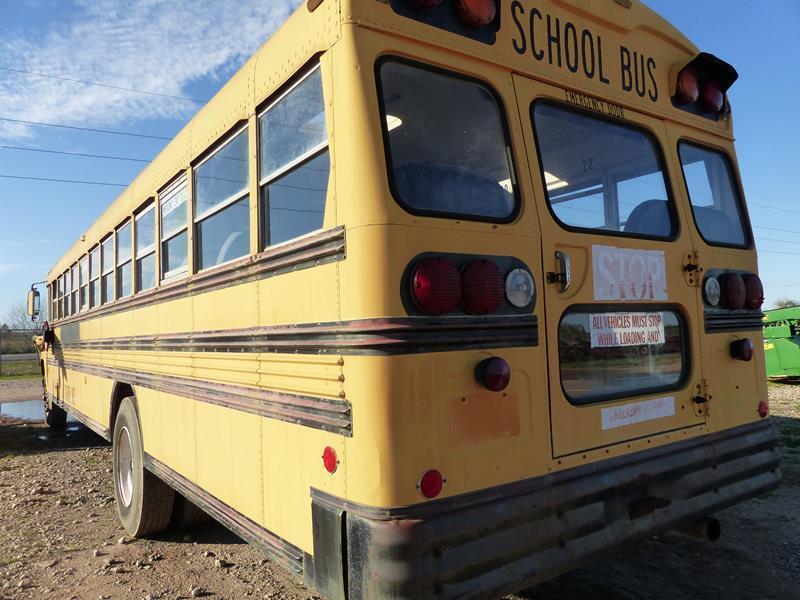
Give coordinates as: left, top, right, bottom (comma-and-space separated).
411, 257, 462, 316
461, 259, 504, 315
672, 53, 738, 120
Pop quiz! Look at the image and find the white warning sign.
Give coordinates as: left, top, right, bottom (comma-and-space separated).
601, 396, 676, 430
590, 312, 665, 348
592, 245, 668, 301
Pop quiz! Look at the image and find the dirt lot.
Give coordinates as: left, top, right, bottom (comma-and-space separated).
0, 383, 798, 600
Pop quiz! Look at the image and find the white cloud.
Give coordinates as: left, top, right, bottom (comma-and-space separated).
0, 0, 303, 140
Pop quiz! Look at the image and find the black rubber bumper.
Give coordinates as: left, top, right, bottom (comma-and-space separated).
308, 419, 781, 599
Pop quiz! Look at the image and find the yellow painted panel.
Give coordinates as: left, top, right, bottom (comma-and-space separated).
193, 282, 259, 332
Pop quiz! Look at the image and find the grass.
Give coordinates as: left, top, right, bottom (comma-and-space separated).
0, 359, 40, 379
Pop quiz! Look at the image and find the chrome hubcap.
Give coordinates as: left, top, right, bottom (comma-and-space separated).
116, 426, 134, 507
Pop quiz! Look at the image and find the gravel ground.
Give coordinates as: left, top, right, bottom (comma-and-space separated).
0, 380, 41, 404
0, 386, 798, 600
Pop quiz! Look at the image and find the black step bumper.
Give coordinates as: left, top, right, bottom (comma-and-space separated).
308, 419, 781, 599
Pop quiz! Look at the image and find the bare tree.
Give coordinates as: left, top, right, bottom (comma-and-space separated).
3, 300, 48, 331
772, 297, 799, 309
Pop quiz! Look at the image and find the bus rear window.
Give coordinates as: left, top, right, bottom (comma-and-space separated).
532, 103, 676, 240
679, 143, 749, 248
377, 59, 517, 222
559, 309, 686, 404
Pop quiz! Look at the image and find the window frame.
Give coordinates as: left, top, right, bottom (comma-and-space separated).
63, 269, 71, 316
116, 220, 133, 299
193, 124, 251, 272
135, 202, 157, 292
375, 55, 521, 225
159, 176, 189, 281
558, 303, 691, 406
89, 245, 100, 309
677, 139, 753, 250
79, 255, 89, 312
530, 99, 680, 242
100, 234, 115, 305
70, 264, 78, 316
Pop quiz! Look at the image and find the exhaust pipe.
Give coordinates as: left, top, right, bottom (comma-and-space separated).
674, 517, 721, 542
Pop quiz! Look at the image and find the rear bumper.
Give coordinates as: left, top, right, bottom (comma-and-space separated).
308, 419, 781, 599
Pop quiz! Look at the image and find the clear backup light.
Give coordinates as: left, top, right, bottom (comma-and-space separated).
703, 276, 721, 306
505, 268, 535, 308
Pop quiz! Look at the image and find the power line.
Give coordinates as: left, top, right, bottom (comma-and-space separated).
756, 236, 800, 246
754, 224, 800, 235
0, 65, 207, 104
0, 116, 172, 140
749, 202, 800, 215
0, 174, 126, 187
758, 249, 800, 256
0, 144, 150, 163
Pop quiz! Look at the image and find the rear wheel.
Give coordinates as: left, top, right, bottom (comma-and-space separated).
113, 397, 175, 536
44, 399, 67, 429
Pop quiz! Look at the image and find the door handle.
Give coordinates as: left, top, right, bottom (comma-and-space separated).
546, 250, 571, 292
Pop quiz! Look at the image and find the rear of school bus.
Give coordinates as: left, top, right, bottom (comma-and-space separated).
318, 0, 782, 597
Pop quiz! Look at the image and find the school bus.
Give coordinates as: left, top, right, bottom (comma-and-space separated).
28, 0, 781, 597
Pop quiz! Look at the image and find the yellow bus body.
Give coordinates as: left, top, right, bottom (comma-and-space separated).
39, 0, 780, 597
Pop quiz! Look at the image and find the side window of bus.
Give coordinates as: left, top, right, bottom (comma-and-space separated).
79, 256, 88, 311
101, 236, 114, 305
194, 127, 250, 270
89, 246, 100, 308
532, 103, 675, 239
377, 59, 517, 221
679, 143, 749, 248
70, 264, 78, 315
135, 203, 156, 291
259, 66, 329, 247
116, 221, 132, 299
160, 178, 189, 280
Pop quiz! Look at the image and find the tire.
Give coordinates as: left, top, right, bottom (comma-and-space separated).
44, 400, 67, 429
113, 397, 175, 536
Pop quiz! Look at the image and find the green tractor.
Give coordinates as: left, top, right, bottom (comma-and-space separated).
763, 305, 800, 379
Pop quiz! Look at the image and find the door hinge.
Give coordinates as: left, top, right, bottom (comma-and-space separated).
692, 380, 711, 417
683, 251, 704, 287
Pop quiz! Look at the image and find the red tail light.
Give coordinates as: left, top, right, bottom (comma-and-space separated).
461, 259, 503, 315
730, 338, 753, 362
418, 469, 443, 499
676, 67, 700, 104
475, 356, 510, 391
742, 274, 764, 310
322, 447, 338, 474
720, 273, 746, 310
758, 401, 769, 418
700, 80, 724, 113
411, 257, 461, 316
456, 0, 496, 27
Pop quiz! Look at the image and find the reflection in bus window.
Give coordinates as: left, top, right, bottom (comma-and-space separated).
195, 127, 249, 270
533, 103, 675, 239
259, 66, 329, 248
378, 60, 517, 221
160, 179, 188, 279
679, 143, 748, 247
559, 310, 685, 404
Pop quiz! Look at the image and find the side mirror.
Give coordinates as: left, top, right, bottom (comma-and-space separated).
27, 288, 40, 319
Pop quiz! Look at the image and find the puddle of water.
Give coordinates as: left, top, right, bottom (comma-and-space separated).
0, 399, 44, 420
0, 400, 77, 423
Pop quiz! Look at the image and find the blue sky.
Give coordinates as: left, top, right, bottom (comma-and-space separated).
0, 0, 798, 322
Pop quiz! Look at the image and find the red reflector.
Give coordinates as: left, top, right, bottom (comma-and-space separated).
475, 356, 511, 391
418, 469, 443, 499
730, 338, 753, 362
742, 273, 765, 310
408, 0, 442, 9
461, 259, 504, 315
456, 0, 496, 28
676, 67, 700, 104
411, 257, 461, 316
700, 81, 724, 112
322, 447, 338, 474
758, 401, 769, 418
720, 273, 746, 310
